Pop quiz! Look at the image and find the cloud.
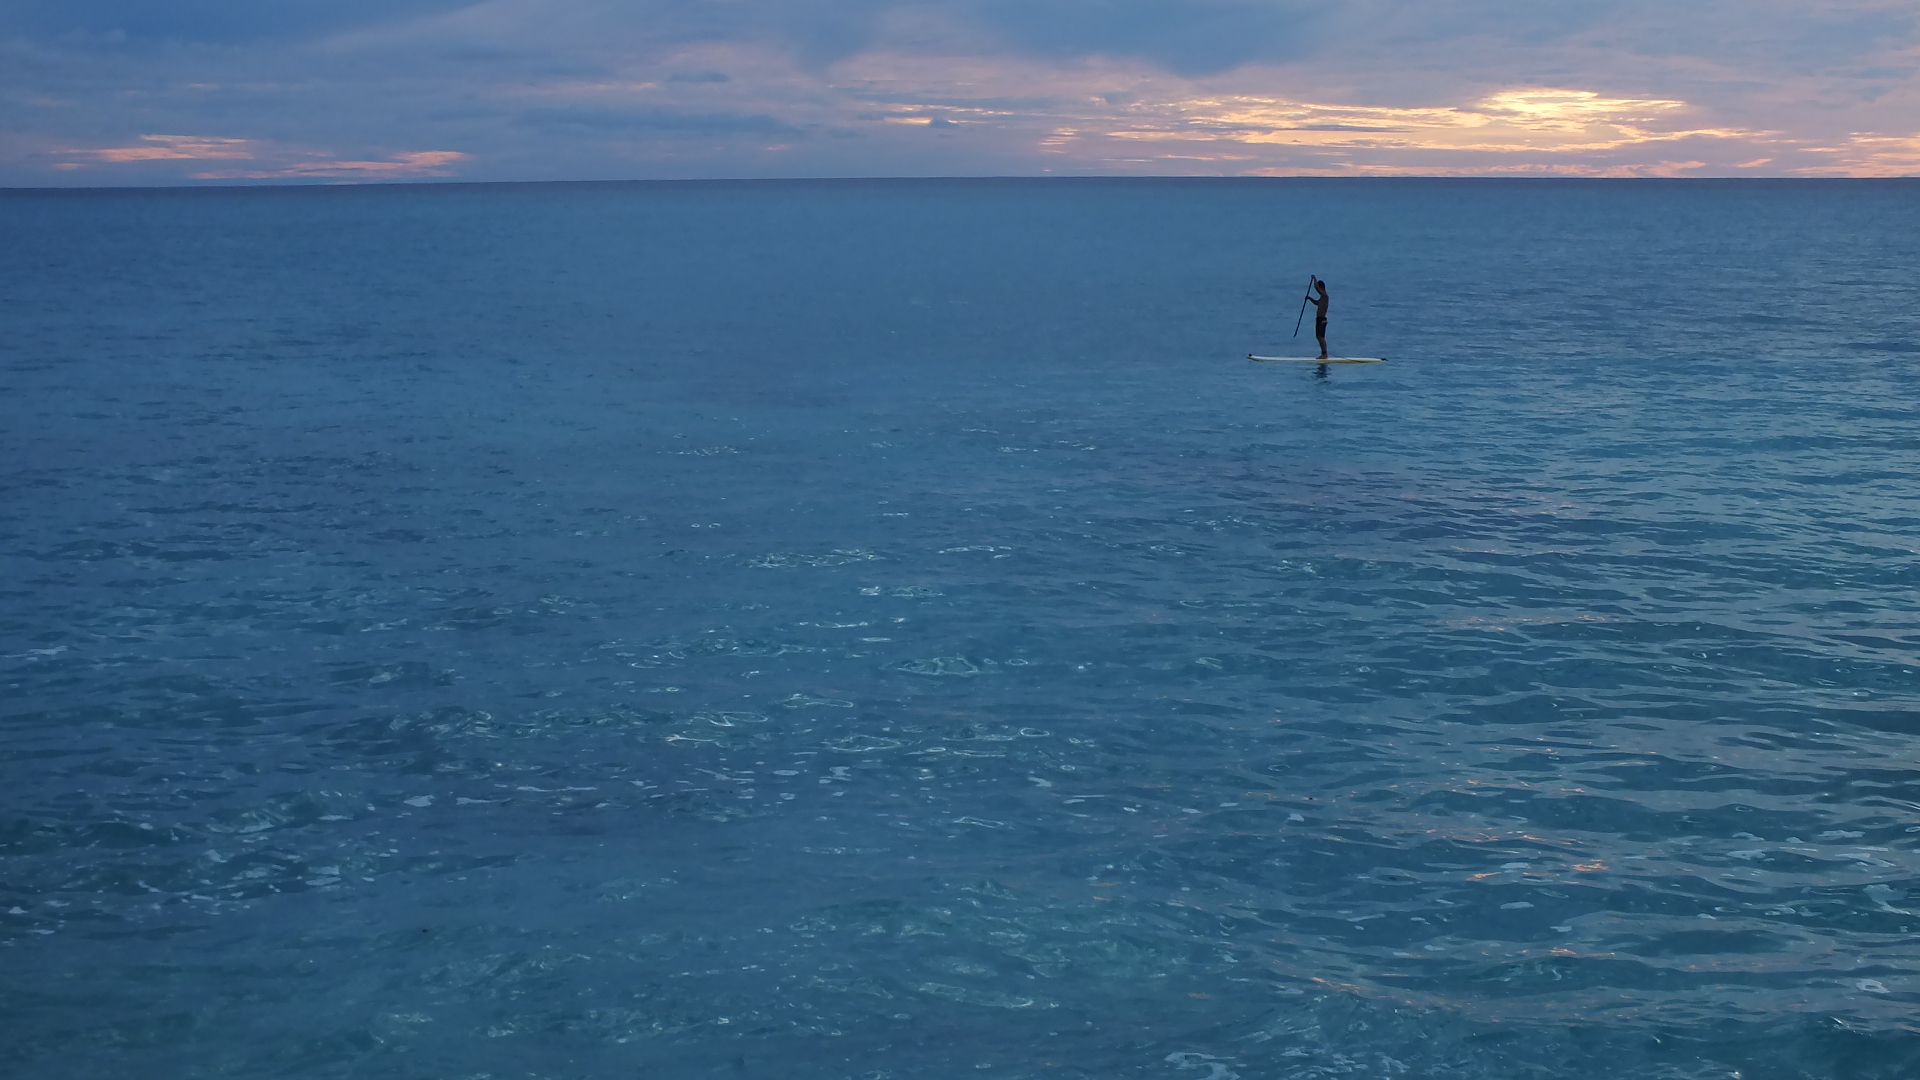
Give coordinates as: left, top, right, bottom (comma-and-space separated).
56, 134, 253, 164
969, 0, 1324, 75
1, 0, 1917, 182
517, 106, 796, 135
48, 135, 468, 180
811, 50, 1796, 173
1098, 88, 1753, 158
192, 150, 469, 180
1797, 132, 1920, 176
0, 0, 483, 44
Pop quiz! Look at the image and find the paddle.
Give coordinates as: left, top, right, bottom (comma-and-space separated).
1292, 275, 1314, 338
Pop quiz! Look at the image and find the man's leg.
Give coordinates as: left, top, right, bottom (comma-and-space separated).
1315, 327, 1328, 359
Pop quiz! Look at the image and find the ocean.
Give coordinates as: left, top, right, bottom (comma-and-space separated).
2, 178, 1918, 1078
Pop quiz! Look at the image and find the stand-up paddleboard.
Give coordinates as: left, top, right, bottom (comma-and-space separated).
1248, 354, 1386, 364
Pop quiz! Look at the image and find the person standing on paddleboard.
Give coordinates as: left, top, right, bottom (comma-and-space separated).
1306, 277, 1330, 360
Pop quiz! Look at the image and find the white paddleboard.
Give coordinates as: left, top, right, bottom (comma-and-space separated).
1247, 354, 1385, 364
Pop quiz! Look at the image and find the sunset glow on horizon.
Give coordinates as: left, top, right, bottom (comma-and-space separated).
4, 1, 1916, 184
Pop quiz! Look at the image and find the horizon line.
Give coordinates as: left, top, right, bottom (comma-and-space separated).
5, 173, 1916, 194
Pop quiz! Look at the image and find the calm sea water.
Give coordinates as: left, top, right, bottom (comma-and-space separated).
3, 178, 1919, 1079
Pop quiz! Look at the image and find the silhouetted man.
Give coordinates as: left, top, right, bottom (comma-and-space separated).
1306, 277, 1330, 359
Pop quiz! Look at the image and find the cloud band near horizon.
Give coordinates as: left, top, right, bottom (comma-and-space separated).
2, 0, 1916, 184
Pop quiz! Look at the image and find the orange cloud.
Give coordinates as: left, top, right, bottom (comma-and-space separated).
815, 47, 1802, 173
54, 137, 468, 180
1794, 132, 1920, 177
62, 134, 255, 163
1100, 88, 1755, 157
193, 151, 470, 180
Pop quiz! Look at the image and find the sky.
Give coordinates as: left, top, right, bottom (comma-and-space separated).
3, 0, 1917, 184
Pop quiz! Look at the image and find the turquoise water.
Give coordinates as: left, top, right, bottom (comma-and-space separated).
3, 179, 1919, 1078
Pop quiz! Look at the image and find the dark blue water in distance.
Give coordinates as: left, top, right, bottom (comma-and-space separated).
3, 178, 1920, 1079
